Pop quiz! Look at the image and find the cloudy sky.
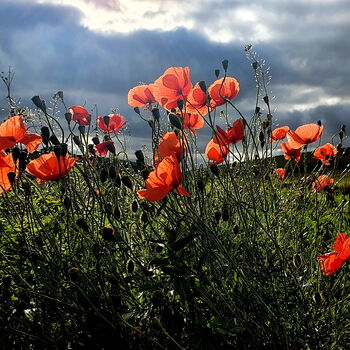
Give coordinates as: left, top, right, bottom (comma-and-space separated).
0, 0, 349, 155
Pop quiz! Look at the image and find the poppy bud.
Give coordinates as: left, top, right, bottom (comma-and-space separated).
18, 245, 29, 258
141, 169, 150, 180
7, 172, 16, 184
261, 120, 269, 130
148, 120, 154, 129
92, 243, 102, 258
214, 69, 220, 78
140, 202, 151, 212
40, 126, 50, 142
88, 144, 96, 155
210, 164, 219, 177
152, 290, 164, 306
341, 124, 346, 132
317, 120, 322, 126
92, 136, 100, 145
141, 212, 148, 223
259, 131, 265, 142
11, 147, 21, 162
260, 140, 265, 148
31, 95, 43, 110
313, 291, 323, 304
222, 208, 229, 221
73, 135, 81, 146
106, 142, 116, 155
131, 200, 138, 213
2, 274, 12, 288
100, 168, 108, 183
68, 267, 80, 281
233, 224, 239, 234
169, 113, 183, 130
63, 196, 71, 208
64, 112, 71, 123
177, 99, 184, 111
60, 143, 68, 157
337, 143, 342, 152
76, 218, 89, 231
121, 175, 133, 190
293, 253, 302, 267
109, 166, 117, 179
198, 80, 207, 93
255, 106, 261, 114
22, 182, 31, 195
214, 211, 221, 223
151, 108, 160, 122
115, 174, 121, 187
263, 95, 269, 106
135, 150, 145, 163
338, 131, 344, 141
103, 115, 110, 127
222, 59, 229, 72
102, 225, 117, 242
134, 107, 141, 115
155, 244, 164, 253
252, 61, 258, 70
78, 125, 85, 135
50, 134, 60, 145
53, 145, 61, 158
114, 206, 121, 219
127, 259, 135, 274
197, 179, 205, 191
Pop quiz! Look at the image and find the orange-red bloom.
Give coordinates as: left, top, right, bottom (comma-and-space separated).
313, 143, 337, 165
0, 153, 17, 194
281, 142, 302, 162
270, 126, 290, 142
273, 168, 286, 180
312, 175, 334, 192
155, 131, 186, 164
152, 67, 192, 110
186, 82, 209, 116
287, 123, 323, 149
216, 119, 244, 145
26, 152, 79, 183
205, 137, 229, 165
97, 114, 126, 133
208, 77, 240, 108
127, 84, 156, 107
137, 155, 190, 202
95, 140, 115, 157
182, 113, 204, 135
0, 115, 42, 153
69, 106, 91, 126
317, 233, 350, 275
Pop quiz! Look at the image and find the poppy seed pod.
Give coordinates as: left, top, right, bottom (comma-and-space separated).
88, 144, 96, 155
92, 136, 100, 145
76, 218, 89, 231
49, 134, 60, 145
222, 59, 229, 71
121, 175, 133, 190
131, 201, 138, 213
100, 168, 108, 183
40, 126, 50, 145
215, 69, 220, 78
255, 106, 261, 115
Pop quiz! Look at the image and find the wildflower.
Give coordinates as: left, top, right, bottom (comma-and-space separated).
0, 115, 42, 153
152, 67, 192, 110
216, 119, 244, 145
95, 140, 115, 157
137, 155, 190, 202
273, 168, 286, 180
186, 82, 209, 116
155, 131, 186, 164
313, 143, 337, 165
69, 106, 91, 126
205, 137, 229, 165
317, 233, 350, 275
0, 153, 17, 194
270, 126, 290, 142
281, 141, 302, 162
26, 152, 79, 183
97, 114, 127, 133
312, 175, 334, 192
182, 113, 204, 135
287, 123, 323, 149
127, 84, 156, 107
208, 77, 240, 108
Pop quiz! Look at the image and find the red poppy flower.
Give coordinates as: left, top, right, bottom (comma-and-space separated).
182, 113, 204, 135
317, 233, 350, 275
0, 115, 42, 153
287, 123, 323, 149
26, 152, 79, 183
137, 154, 190, 202
281, 142, 302, 163
97, 114, 127, 133
313, 143, 337, 165
155, 131, 186, 164
152, 67, 192, 110
273, 168, 286, 180
270, 126, 290, 142
216, 119, 244, 145
205, 137, 229, 165
0, 153, 17, 194
312, 175, 334, 192
69, 106, 91, 126
95, 140, 115, 157
208, 77, 240, 108
127, 84, 156, 107
186, 82, 210, 116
